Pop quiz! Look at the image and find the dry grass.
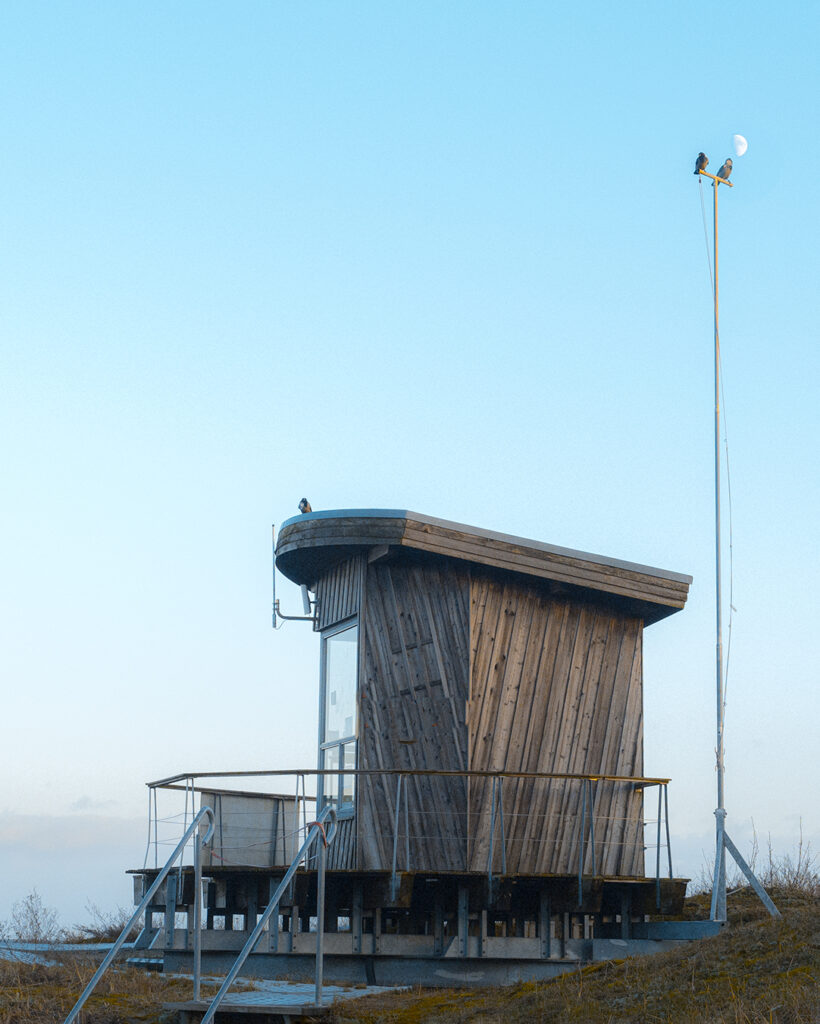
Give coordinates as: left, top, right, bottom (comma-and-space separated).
331, 899, 820, 1024
61, 903, 144, 945
2, 859, 817, 1023
0, 953, 218, 1024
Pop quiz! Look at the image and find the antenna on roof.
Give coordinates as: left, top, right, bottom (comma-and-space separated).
272, 525, 277, 628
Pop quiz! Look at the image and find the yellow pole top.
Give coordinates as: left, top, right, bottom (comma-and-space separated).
698, 170, 734, 187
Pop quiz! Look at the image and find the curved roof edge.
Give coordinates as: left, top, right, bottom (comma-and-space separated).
275, 508, 692, 625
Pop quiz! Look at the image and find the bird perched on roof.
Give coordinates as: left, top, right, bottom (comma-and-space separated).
694, 152, 709, 175
716, 158, 733, 181
298, 498, 312, 514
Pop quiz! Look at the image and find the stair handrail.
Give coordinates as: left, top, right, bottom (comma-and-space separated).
63, 804, 215, 1024
199, 803, 337, 1024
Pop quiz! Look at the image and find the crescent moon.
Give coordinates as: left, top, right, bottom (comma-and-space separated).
733, 134, 748, 157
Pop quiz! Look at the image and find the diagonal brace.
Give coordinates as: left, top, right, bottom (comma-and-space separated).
723, 831, 781, 919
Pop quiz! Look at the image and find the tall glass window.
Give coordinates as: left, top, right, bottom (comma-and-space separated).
319, 621, 358, 815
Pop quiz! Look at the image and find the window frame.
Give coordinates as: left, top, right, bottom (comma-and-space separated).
317, 617, 358, 819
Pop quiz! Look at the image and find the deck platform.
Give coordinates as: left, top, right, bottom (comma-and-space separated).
131, 865, 717, 987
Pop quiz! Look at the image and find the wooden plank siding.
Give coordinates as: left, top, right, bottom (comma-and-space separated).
467, 575, 645, 876
325, 816, 356, 870
316, 555, 365, 630
357, 561, 470, 872
272, 510, 689, 879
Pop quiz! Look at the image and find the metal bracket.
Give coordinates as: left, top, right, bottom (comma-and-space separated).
272, 525, 317, 627
273, 598, 316, 623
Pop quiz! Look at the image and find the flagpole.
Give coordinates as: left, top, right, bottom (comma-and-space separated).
697, 167, 732, 922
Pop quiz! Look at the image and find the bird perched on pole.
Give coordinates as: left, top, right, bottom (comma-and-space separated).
716, 158, 733, 181
694, 152, 709, 175
298, 498, 312, 514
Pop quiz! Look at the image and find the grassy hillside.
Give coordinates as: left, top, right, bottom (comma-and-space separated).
0, 890, 816, 1023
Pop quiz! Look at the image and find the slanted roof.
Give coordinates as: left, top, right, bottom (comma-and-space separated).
275, 509, 691, 625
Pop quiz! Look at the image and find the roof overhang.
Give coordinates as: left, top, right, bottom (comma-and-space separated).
275, 509, 691, 626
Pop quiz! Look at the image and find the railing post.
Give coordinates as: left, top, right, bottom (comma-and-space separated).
390, 774, 403, 903
153, 787, 159, 868
488, 776, 497, 887
577, 778, 587, 905
193, 823, 204, 1002
488, 776, 506, 888
498, 777, 506, 875
664, 784, 673, 878
315, 824, 327, 1005
588, 780, 596, 876
143, 788, 153, 871
404, 778, 410, 870
179, 777, 190, 898
656, 784, 663, 909
298, 773, 307, 846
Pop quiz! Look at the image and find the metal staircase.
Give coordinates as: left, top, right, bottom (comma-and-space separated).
63, 802, 337, 1024
63, 804, 215, 1024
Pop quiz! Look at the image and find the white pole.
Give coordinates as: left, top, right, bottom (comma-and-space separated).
709, 176, 727, 923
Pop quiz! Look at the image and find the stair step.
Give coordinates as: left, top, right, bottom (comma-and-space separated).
126, 956, 163, 971
164, 1000, 332, 1023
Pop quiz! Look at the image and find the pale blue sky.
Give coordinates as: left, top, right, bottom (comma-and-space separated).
1, 1, 818, 924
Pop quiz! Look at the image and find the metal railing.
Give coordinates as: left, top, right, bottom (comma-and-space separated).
146, 768, 675, 906
380, 769, 673, 908
63, 804, 215, 1024
199, 802, 337, 1022
143, 774, 315, 871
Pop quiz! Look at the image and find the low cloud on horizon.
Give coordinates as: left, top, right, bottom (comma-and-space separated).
69, 795, 119, 813
0, 811, 149, 923
0, 811, 145, 852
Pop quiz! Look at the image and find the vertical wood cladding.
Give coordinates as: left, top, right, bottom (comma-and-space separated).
314, 554, 646, 877
325, 816, 356, 870
468, 575, 645, 876
316, 555, 365, 630
358, 560, 470, 871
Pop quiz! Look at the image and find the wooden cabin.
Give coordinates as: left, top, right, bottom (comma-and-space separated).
275, 509, 691, 880
129, 510, 705, 986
